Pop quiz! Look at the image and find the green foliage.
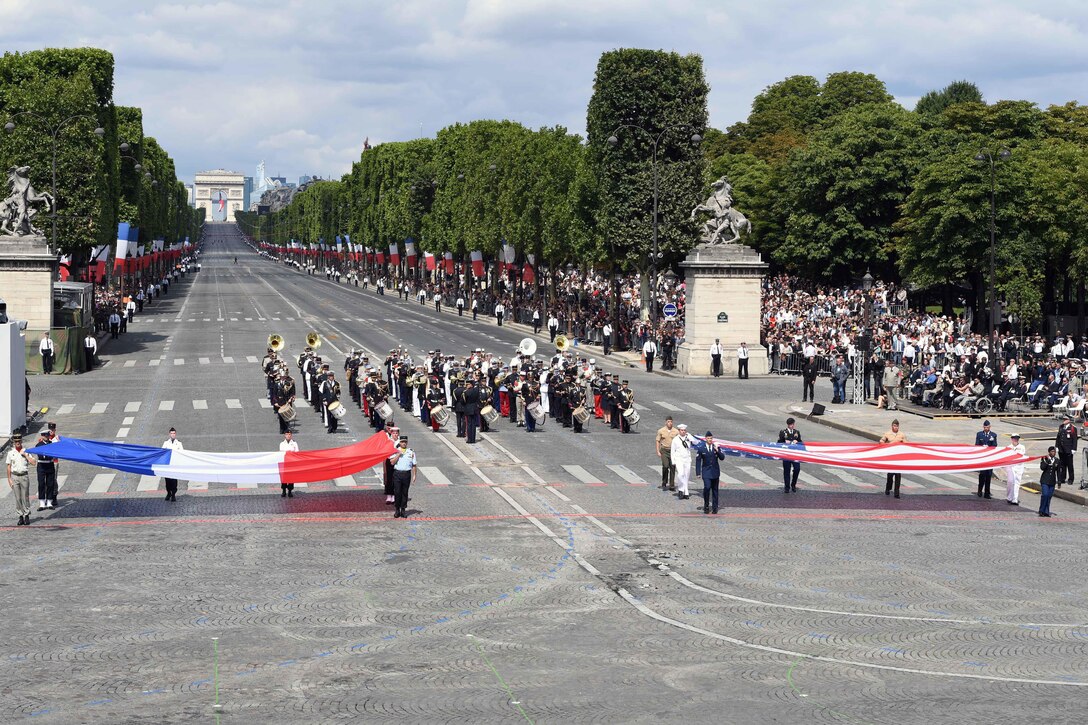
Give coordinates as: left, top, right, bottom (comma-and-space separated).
116, 105, 143, 226
915, 80, 984, 117
586, 48, 708, 270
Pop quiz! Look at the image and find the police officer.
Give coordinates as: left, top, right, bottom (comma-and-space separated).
464, 378, 481, 444
389, 435, 418, 518
974, 419, 997, 498
777, 417, 802, 493
35, 422, 59, 510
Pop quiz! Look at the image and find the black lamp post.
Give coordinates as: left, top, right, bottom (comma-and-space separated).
974, 148, 1011, 367
5, 114, 106, 254
607, 125, 702, 332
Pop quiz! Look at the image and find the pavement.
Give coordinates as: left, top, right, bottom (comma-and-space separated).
2, 222, 1087, 724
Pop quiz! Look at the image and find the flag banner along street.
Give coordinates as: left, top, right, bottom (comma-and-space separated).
714, 441, 1036, 474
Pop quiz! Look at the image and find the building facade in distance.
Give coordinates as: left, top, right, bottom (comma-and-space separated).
194, 170, 245, 222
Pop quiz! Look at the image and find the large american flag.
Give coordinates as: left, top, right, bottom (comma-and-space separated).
715, 441, 1036, 473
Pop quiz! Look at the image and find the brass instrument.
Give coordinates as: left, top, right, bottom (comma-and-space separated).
268, 333, 285, 352
306, 331, 322, 349
518, 338, 537, 356
555, 335, 571, 352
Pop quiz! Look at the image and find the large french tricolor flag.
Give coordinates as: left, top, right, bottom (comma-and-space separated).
715, 441, 1035, 473
470, 250, 484, 278
28, 433, 396, 485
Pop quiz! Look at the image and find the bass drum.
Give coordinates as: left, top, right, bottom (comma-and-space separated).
527, 402, 545, 426
328, 400, 346, 420
481, 405, 500, 425
622, 407, 641, 426
278, 403, 296, 422
430, 404, 450, 427
376, 401, 394, 420
572, 406, 590, 424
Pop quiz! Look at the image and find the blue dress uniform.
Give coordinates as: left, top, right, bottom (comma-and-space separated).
777, 422, 802, 492
693, 433, 726, 514
974, 421, 997, 498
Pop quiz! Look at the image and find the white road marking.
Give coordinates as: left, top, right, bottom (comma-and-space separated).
56, 474, 67, 490
236, 481, 259, 489
481, 433, 521, 463
420, 467, 451, 486
124, 402, 141, 413
737, 465, 779, 486
745, 405, 774, 416
246, 356, 259, 363
826, 468, 878, 488
116, 427, 130, 438
222, 356, 234, 363
917, 473, 967, 490
90, 403, 108, 414
716, 403, 747, 415
797, 471, 830, 487
685, 402, 712, 413
137, 476, 159, 491
159, 400, 175, 411
57, 404, 74, 415
563, 465, 603, 484
258, 399, 272, 409
193, 399, 208, 410
187, 481, 209, 491
174, 358, 185, 366
149, 359, 160, 367
225, 399, 242, 409
719, 471, 745, 486
87, 473, 115, 493
654, 401, 682, 412
521, 465, 547, 484
123, 360, 136, 368
471, 466, 495, 485
199, 357, 210, 365
433, 431, 472, 465
122, 417, 134, 425
545, 485, 571, 502
244, 317, 252, 321
607, 464, 646, 484
333, 476, 357, 487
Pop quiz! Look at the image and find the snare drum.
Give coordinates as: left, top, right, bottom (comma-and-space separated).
376, 401, 394, 420
430, 404, 450, 427
573, 406, 590, 424
527, 401, 545, 422
278, 403, 296, 422
481, 405, 500, 425
622, 407, 641, 426
328, 400, 346, 420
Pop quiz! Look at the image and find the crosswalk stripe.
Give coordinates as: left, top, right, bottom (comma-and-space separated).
685, 402, 712, 413
797, 471, 830, 487
149, 359, 160, 367
653, 401, 682, 412
419, 467, 451, 486
222, 356, 234, 363
236, 481, 259, 489
199, 357, 210, 365
123, 360, 136, 368
187, 481, 209, 491
563, 465, 603, 484
826, 469, 878, 488
719, 471, 745, 485
225, 399, 242, 409
90, 403, 108, 414
745, 405, 774, 416
917, 473, 967, 490
57, 474, 67, 491
193, 399, 208, 410
174, 359, 185, 366
137, 475, 159, 491
737, 465, 779, 486
159, 400, 175, 411
57, 404, 74, 415
244, 317, 252, 321
258, 399, 272, 409
246, 356, 259, 363
333, 476, 358, 487
230, 318, 237, 321
124, 402, 141, 413
87, 473, 115, 493
716, 403, 747, 415
116, 427, 130, 438
607, 464, 646, 484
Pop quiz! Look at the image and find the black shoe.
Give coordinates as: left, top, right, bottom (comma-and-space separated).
703, 506, 710, 514
401, 510, 409, 519
983, 494, 991, 499
791, 486, 797, 492
1011, 502, 1019, 506
784, 488, 790, 493
711, 509, 718, 514
165, 493, 171, 501
885, 490, 891, 495
288, 491, 293, 498
48, 502, 56, 509
17, 516, 24, 526
976, 491, 983, 497
282, 491, 287, 497
38, 505, 45, 511
894, 493, 900, 498
171, 495, 177, 502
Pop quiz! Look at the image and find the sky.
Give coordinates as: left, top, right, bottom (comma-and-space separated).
3, 0, 1087, 185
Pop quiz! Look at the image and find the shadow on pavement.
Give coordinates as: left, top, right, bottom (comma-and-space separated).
43, 490, 398, 519
709, 489, 1033, 514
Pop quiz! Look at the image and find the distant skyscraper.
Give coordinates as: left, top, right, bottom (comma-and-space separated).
243, 177, 253, 211
299, 175, 312, 186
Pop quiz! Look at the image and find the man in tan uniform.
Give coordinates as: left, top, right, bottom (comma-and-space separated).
655, 416, 679, 491
879, 419, 907, 498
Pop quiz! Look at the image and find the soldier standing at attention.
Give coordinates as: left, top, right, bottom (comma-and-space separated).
655, 416, 678, 491
6, 434, 35, 525
974, 419, 997, 498
279, 431, 299, 498
777, 417, 802, 493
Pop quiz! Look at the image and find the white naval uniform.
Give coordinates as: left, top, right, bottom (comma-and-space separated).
1006, 442, 1026, 504
670, 433, 694, 497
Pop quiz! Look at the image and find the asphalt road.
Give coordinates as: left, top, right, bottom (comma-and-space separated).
2, 222, 1086, 724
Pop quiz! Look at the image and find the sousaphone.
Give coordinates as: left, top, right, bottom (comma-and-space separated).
518, 338, 537, 356
555, 335, 571, 352
306, 331, 322, 349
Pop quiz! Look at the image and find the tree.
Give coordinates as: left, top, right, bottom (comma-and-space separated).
586, 48, 707, 316
915, 80, 984, 117
818, 71, 894, 119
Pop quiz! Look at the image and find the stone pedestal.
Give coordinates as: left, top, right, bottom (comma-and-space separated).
675, 243, 768, 377
0, 234, 55, 331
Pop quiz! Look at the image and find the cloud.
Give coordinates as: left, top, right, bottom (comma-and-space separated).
4, 0, 1087, 184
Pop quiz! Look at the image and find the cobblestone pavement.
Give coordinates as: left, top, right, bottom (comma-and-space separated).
2, 224, 1086, 724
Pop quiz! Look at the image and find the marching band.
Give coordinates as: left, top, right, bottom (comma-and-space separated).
263, 333, 640, 441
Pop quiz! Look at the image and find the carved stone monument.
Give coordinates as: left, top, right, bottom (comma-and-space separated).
676, 178, 768, 376
0, 167, 57, 331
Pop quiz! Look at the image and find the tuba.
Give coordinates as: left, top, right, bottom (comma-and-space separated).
306, 332, 322, 349
518, 338, 537, 357
267, 333, 285, 352
555, 335, 571, 352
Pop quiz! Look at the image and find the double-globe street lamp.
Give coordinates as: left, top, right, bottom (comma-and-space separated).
4, 113, 106, 253
607, 124, 701, 332
974, 147, 1011, 367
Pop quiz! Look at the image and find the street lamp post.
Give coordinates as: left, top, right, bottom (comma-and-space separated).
974, 148, 1011, 368
5, 113, 106, 254
852, 269, 875, 405
607, 125, 701, 333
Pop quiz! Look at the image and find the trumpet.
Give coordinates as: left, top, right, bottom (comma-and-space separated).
555, 334, 570, 352
306, 331, 322, 349
267, 333, 285, 352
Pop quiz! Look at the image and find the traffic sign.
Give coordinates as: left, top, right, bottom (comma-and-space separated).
662, 302, 678, 319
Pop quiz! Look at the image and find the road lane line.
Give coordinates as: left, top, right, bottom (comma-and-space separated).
226, 399, 242, 409
481, 433, 522, 463
420, 467, 452, 486
685, 402, 712, 413
563, 465, 603, 484
433, 431, 472, 465
607, 464, 646, 484
716, 403, 747, 415
654, 401, 682, 411
193, 400, 208, 410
